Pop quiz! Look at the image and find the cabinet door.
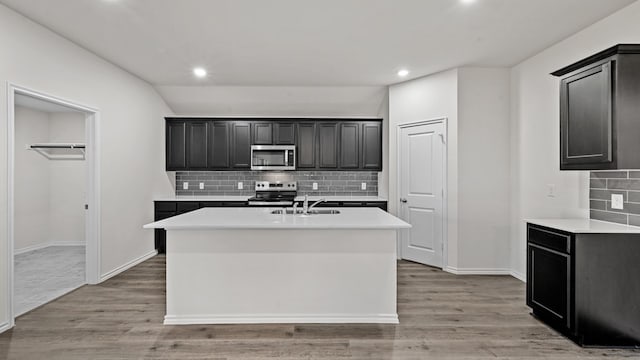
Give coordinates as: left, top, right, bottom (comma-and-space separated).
527, 243, 572, 330
274, 122, 295, 145
362, 122, 382, 170
186, 121, 208, 169
208, 121, 230, 168
166, 121, 186, 170
296, 122, 316, 168
339, 123, 360, 169
317, 122, 338, 169
560, 61, 613, 168
231, 122, 252, 168
252, 122, 273, 145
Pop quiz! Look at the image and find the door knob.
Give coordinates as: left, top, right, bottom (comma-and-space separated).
400, 198, 408, 203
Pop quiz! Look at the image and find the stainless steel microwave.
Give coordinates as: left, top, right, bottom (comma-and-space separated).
250, 145, 296, 171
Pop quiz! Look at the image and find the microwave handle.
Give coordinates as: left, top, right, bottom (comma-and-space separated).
285, 150, 289, 166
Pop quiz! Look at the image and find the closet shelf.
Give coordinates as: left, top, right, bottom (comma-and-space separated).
27, 143, 86, 160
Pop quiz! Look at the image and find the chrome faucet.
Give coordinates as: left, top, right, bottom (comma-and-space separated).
302, 194, 326, 215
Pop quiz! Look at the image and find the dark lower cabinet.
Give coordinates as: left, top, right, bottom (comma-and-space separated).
526, 223, 640, 347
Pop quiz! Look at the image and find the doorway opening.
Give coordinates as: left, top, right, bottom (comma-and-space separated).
6, 84, 101, 328
397, 118, 448, 269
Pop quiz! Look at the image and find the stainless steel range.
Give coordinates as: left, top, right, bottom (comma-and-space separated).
247, 181, 297, 206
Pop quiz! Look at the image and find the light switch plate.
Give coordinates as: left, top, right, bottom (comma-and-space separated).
199, 182, 205, 190
238, 182, 243, 190
312, 182, 318, 190
183, 182, 189, 190
361, 182, 367, 190
611, 194, 624, 210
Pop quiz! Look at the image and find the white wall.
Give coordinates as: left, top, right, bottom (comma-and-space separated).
14, 106, 50, 252
509, 1, 640, 278
48, 112, 85, 245
457, 68, 511, 272
389, 69, 460, 268
0, 4, 174, 328
14, 108, 86, 252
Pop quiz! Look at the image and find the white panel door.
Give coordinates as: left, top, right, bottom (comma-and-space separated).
399, 121, 445, 268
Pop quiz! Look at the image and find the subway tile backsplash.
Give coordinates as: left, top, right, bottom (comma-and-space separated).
175, 171, 379, 197
590, 170, 640, 225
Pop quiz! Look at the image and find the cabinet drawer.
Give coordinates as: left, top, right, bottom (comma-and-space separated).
177, 202, 200, 214
155, 201, 177, 212
527, 224, 572, 254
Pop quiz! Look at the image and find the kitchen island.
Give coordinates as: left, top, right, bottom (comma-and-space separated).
144, 207, 410, 325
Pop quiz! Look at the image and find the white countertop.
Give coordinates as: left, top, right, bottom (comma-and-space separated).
526, 218, 640, 234
144, 207, 409, 230
154, 195, 387, 202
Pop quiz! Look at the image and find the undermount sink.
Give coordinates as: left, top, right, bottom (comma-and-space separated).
271, 209, 341, 215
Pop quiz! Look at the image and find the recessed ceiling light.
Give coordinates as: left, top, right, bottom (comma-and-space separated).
461, 0, 476, 4
397, 69, 410, 77
193, 67, 207, 78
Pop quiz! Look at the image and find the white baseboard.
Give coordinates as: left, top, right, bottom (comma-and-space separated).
14, 241, 86, 255
164, 313, 399, 325
510, 270, 526, 282
444, 266, 512, 276
50, 241, 85, 247
100, 249, 157, 282
0, 321, 12, 334
14, 243, 50, 255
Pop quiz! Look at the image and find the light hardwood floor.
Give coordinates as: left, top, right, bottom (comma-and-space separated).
0, 256, 639, 359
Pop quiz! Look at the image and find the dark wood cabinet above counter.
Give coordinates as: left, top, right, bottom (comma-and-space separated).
165, 118, 383, 172
552, 44, 640, 170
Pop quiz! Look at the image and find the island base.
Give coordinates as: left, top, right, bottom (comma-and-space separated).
165, 229, 398, 325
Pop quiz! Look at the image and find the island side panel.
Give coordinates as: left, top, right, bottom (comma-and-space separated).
164, 229, 398, 324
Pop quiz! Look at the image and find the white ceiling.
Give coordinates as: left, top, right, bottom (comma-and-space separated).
1, 0, 635, 87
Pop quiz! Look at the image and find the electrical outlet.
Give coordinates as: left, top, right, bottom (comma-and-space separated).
199, 182, 205, 190
182, 182, 189, 190
611, 194, 624, 210
361, 182, 367, 190
547, 184, 555, 198
238, 182, 243, 190
312, 182, 318, 190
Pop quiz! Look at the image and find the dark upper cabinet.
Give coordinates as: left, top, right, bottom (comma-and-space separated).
231, 122, 251, 168
553, 44, 640, 170
165, 118, 383, 171
339, 123, 360, 169
166, 120, 186, 170
361, 122, 382, 170
274, 122, 295, 145
317, 122, 338, 169
252, 122, 273, 145
208, 121, 230, 168
186, 121, 208, 169
296, 122, 316, 168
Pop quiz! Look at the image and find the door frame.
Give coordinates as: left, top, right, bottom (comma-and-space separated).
6, 83, 101, 328
396, 118, 448, 269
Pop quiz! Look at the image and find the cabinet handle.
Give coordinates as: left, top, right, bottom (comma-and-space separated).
400, 198, 408, 203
